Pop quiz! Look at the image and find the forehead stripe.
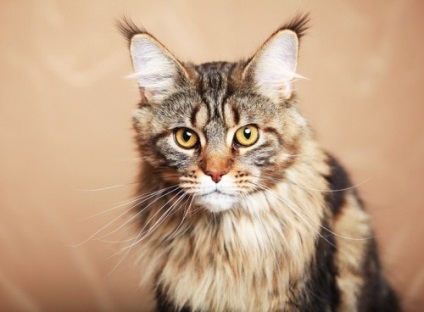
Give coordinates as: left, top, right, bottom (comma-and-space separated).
190, 104, 200, 128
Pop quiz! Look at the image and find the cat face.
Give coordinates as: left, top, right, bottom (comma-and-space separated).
127, 25, 308, 212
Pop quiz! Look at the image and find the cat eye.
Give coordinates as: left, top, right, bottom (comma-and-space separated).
234, 125, 259, 147
174, 128, 199, 149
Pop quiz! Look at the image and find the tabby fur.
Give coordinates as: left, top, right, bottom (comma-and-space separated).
118, 14, 399, 312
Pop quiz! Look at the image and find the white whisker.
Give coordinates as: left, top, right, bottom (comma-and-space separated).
288, 177, 372, 193
80, 185, 175, 221
108, 189, 186, 275
72, 181, 139, 192
168, 194, 195, 240
96, 186, 180, 240
253, 182, 373, 242
70, 185, 179, 247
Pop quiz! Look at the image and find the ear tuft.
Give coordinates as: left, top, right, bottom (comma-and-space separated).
278, 13, 310, 41
116, 17, 146, 44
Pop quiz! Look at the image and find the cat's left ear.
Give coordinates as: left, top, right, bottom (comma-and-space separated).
243, 16, 308, 101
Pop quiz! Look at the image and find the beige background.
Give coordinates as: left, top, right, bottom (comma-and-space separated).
1, 1, 423, 311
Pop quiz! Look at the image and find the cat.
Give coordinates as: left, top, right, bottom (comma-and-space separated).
118, 14, 400, 312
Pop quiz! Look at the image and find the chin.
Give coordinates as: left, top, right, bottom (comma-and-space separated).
195, 192, 238, 213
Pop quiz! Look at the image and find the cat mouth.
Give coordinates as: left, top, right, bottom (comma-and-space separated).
196, 190, 238, 212
202, 190, 235, 197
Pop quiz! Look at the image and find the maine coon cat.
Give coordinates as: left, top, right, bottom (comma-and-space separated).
118, 15, 399, 312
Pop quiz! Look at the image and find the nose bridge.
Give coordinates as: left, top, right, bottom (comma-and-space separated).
202, 120, 232, 178
203, 149, 231, 183
205, 150, 230, 172
203, 136, 231, 173
204, 119, 225, 147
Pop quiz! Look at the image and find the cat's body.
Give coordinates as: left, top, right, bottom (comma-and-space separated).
119, 15, 399, 312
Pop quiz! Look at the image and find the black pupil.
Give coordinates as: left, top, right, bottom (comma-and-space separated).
183, 130, 192, 142
243, 128, 252, 139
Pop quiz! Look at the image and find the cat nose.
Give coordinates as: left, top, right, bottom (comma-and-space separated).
206, 170, 227, 183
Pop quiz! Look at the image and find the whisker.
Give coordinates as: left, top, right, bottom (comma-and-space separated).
258, 172, 372, 193
70, 185, 179, 247
252, 173, 375, 241
252, 183, 340, 253
96, 186, 180, 240
168, 194, 195, 240
93, 237, 136, 244
112, 189, 185, 259
107, 190, 186, 275
288, 177, 372, 193
133, 190, 187, 244
72, 181, 140, 192
80, 185, 176, 221
252, 182, 373, 242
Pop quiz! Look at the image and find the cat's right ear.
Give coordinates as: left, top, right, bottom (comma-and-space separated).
129, 34, 190, 103
118, 21, 189, 103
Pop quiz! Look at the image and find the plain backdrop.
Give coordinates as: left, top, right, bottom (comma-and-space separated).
1, 1, 423, 311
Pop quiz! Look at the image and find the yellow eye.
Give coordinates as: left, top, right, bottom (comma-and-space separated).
174, 128, 199, 149
234, 125, 259, 147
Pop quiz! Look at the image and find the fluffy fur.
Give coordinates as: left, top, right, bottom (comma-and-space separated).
118, 14, 399, 312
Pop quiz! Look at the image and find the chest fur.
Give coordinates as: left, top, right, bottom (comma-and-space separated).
142, 189, 324, 312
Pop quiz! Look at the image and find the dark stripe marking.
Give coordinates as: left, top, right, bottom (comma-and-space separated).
155, 285, 193, 312
324, 154, 352, 216
290, 225, 339, 311
190, 104, 200, 128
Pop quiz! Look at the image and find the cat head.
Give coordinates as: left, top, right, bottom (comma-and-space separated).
120, 15, 310, 212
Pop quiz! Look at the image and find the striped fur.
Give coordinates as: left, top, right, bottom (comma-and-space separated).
120, 14, 399, 312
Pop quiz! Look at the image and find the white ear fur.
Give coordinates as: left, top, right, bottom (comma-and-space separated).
128, 34, 183, 103
249, 30, 302, 101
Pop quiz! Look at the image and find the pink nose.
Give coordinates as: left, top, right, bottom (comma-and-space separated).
206, 171, 226, 183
